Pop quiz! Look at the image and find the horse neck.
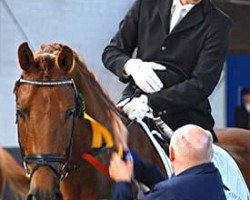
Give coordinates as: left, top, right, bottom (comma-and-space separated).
71, 59, 122, 131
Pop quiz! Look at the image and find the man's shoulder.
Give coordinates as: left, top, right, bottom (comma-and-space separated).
209, 3, 232, 26
153, 175, 192, 192
148, 177, 192, 200
139, 0, 157, 7
140, 0, 164, 4
152, 164, 226, 200
139, 0, 171, 8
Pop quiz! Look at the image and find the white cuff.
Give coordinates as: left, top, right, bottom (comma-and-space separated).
123, 59, 142, 77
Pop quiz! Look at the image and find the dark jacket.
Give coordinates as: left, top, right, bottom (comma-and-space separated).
102, 0, 232, 139
112, 153, 226, 200
235, 106, 250, 129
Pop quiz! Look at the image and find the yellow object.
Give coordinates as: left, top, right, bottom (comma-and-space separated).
84, 113, 114, 148
118, 145, 123, 158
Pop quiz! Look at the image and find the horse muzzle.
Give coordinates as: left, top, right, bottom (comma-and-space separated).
27, 191, 63, 200
27, 166, 63, 200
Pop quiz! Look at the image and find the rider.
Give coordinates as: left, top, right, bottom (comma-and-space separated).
102, 0, 232, 141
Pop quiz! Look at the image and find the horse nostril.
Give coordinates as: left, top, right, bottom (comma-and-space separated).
26, 192, 62, 200
26, 194, 32, 200
55, 191, 63, 200
26, 194, 37, 200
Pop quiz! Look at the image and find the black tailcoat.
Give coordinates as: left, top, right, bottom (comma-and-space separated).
102, 0, 232, 139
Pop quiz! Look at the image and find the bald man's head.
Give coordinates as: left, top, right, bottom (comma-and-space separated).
169, 125, 213, 175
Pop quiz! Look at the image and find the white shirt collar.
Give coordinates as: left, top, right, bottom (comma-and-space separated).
172, 0, 194, 11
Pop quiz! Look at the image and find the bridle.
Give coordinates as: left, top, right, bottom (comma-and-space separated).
14, 77, 80, 180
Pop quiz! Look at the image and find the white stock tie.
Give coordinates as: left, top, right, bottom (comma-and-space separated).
170, 6, 187, 32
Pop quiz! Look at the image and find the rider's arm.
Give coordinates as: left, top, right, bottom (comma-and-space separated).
102, 0, 141, 83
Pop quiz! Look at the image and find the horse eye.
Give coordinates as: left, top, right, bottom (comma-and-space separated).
65, 108, 75, 119
16, 109, 25, 119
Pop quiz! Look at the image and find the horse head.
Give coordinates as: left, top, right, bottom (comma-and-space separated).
15, 42, 77, 200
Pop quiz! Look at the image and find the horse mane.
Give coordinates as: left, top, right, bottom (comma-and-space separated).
72, 51, 119, 112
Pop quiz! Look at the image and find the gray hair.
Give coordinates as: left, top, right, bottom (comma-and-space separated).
170, 125, 214, 162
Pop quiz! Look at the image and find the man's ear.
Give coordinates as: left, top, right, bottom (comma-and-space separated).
169, 146, 175, 162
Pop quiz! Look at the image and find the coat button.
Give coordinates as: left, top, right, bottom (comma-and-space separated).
163, 110, 167, 114
161, 46, 167, 51
158, 111, 163, 115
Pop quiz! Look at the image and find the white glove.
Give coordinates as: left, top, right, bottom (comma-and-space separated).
122, 95, 150, 120
124, 59, 166, 93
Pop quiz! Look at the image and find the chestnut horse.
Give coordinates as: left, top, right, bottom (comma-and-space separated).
0, 43, 249, 199
1, 42, 163, 200
216, 128, 250, 189
0, 148, 29, 200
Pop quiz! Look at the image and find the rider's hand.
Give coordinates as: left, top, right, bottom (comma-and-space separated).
109, 153, 133, 182
123, 59, 165, 93
122, 95, 149, 120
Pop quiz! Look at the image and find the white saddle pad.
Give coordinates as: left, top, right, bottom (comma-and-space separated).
212, 145, 250, 200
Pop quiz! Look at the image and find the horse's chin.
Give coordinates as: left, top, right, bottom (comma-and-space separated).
26, 192, 62, 200
27, 167, 62, 200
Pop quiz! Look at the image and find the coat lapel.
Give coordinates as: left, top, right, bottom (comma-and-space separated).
171, 1, 208, 34
157, 0, 173, 34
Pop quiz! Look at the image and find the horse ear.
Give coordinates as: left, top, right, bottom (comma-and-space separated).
57, 46, 74, 73
18, 42, 34, 71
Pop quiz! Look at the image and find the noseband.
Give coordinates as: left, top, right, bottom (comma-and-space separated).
14, 77, 79, 180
